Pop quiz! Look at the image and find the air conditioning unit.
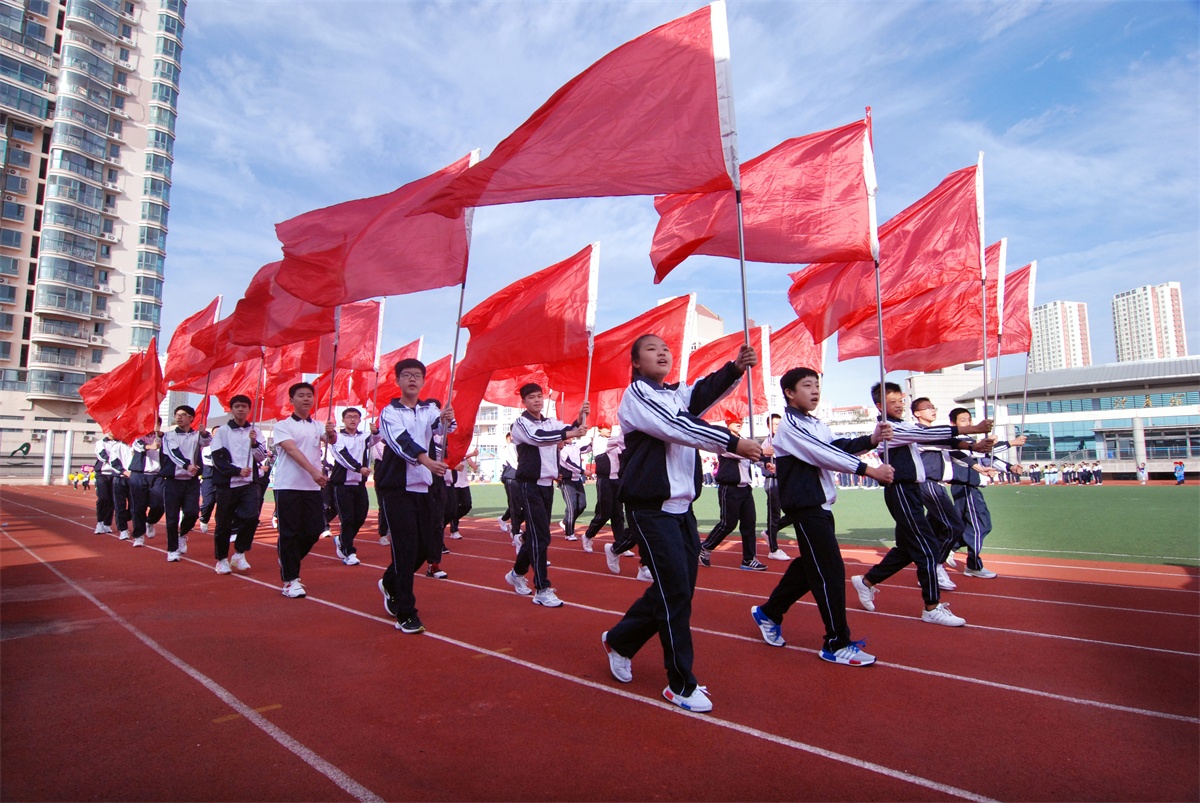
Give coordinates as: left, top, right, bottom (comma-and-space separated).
3, 195, 12, 201
82, 433, 96, 442
89, 335, 103, 344
6, 169, 15, 175
96, 284, 110, 293
104, 182, 119, 190
30, 431, 42, 441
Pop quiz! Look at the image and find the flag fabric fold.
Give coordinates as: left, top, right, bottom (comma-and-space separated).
80, 339, 165, 443
788, 164, 983, 343
163, 297, 219, 388
226, 262, 337, 348
650, 118, 876, 282
274, 154, 475, 306
685, 326, 768, 424
414, 2, 736, 217
769, 317, 823, 375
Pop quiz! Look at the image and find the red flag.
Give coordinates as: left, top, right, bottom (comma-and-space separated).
686, 326, 768, 424
837, 240, 1002, 366
163, 297, 218, 388
770, 318, 823, 375
414, 3, 736, 217
651, 118, 876, 281
787, 163, 983, 343
999, 262, 1035, 354
312, 370, 376, 420
420, 355, 453, 407
226, 261, 337, 348
357, 338, 423, 414
269, 301, 381, 375
458, 244, 598, 375
80, 339, 165, 443
274, 154, 475, 306
188, 316, 263, 377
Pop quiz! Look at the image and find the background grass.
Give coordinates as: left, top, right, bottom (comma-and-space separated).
274, 483, 1200, 567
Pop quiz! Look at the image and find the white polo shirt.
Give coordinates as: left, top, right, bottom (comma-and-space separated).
272, 414, 326, 492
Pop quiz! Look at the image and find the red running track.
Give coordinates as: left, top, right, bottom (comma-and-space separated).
2, 485, 1197, 801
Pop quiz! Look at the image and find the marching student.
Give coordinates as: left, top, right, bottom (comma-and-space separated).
504, 385, 588, 607
327, 407, 380, 566
849, 383, 991, 627
93, 435, 119, 534
497, 432, 524, 541
749, 367, 894, 665
375, 359, 455, 634
209, 395, 269, 575
158, 405, 213, 562
126, 419, 165, 547
700, 419, 767, 571
947, 407, 1023, 579
911, 398, 965, 587
443, 449, 477, 542
197, 432, 217, 534
601, 334, 761, 714
108, 437, 134, 540
271, 383, 338, 598
558, 437, 589, 543
760, 413, 788, 561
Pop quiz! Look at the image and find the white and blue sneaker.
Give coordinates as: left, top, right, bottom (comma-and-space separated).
819, 640, 876, 666
663, 685, 712, 713
750, 606, 785, 647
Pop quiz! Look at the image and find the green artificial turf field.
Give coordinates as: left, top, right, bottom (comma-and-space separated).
272, 482, 1200, 567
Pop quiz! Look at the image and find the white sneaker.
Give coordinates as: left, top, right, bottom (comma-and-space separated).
936, 564, 957, 590
582, 536, 593, 553
178, 535, 188, 555
199, 521, 209, 534
636, 565, 653, 582
498, 517, 510, 533
379, 534, 391, 546
963, 566, 998, 579
271, 516, 278, 530
131, 536, 144, 548
145, 524, 156, 539
622, 550, 634, 557
751, 605, 785, 647
944, 551, 957, 568
229, 534, 236, 543
565, 534, 578, 542
230, 552, 251, 572
215, 558, 232, 575
819, 640, 876, 666
767, 549, 790, 561
344, 553, 360, 566
449, 531, 462, 540
604, 543, 621, 574
320, 528, 332, 539
663, 685, 712, 713
281, 579, 306, 599
505, 570, 532, 596
602, 631, 632, 683
851, 575, 877, 612
101, 524, 113, 534
333, 537, 345, 560
166, 551, 181, 562
511, 532, 522, 552
921, 602, 966, 627
118, 530, 131, 541
532, 587, 563, 607
94, 522, 105, 534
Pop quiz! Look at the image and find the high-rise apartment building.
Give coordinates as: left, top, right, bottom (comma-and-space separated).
1112, 282, 1188, 362
1029, 301, 1091, 373
1, 0, 184, 449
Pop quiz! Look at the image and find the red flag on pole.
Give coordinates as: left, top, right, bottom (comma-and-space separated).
650, 118, 876, 282
686, 326, 769, 424
414, 2, 737, 217
1000, 261, 1035, 354
226, 261, 337, 348
80, 339, 165, 443
163, 297, 219, 387
187, 316, 263, 378
770, 318, 823, 375
268, 300, 381, 375
365, 338, 424, 413
274, 154, 476, 306
787, 164, 983, 343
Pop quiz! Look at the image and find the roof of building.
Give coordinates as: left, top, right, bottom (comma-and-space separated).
955, 357, 1200, 402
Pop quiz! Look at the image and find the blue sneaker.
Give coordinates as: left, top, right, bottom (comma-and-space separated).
751, 606, 785, 647
819, 640, 876, 667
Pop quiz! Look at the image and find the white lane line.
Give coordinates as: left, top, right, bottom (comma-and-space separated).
1, 529, 384, 803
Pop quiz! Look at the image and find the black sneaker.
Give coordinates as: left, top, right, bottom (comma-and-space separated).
397, 614, 425, 634
377, 579, 397, 618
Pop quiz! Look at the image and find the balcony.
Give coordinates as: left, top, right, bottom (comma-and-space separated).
38, 266, 96, 290
32, 321, 89, 345
33, 296, 92, 319
31, 350, 86, 369
26, 379, 83, 401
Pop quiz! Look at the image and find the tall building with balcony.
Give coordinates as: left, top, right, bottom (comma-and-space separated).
1112, 282, 1188, 363
1029, 300, 1091, 373
1, 0, 184, 454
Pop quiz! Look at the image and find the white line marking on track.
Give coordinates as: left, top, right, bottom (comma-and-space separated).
1, 529, 384, 803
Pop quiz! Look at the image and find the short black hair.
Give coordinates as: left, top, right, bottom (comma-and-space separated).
228, 394, 252, 408
519, 383, 543, 399
768, 413, 781, 422
288, 382, 315, 399
174, 405, 195, 417
948, 407, 971, 423
870, 381, 903, 404
780, 366, 819, 395
394, 358, 426, 378
341, 407, 361, 419
911, 396, 932, 414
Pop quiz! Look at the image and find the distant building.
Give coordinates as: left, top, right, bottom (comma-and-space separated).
1112, 282, 1188, 362
1030, 301, 1091, 373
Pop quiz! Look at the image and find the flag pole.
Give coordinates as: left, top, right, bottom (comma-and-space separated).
446, 280, 468, 404
370, 297, 385, 423
873, 258, 889, 465
580, 241, 600, 432
862, 106, 886, 463
976, 152, 989, 423
1017, 349, 1032, 466
734, 189, 755, 439
327, 305, 342, 423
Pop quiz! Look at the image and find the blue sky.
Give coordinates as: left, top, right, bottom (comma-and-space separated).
163, 0, 1199, 407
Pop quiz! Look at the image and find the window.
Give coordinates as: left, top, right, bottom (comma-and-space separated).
0, 313, 14, 332
130, 326, 157, 349
0, 257, 17, 277
143, 177, 170, 202
55, 96, 110, 135
158, 13, 183, 38
135, 275, 162, 299
161, 0, 187, 20
48, 175, 104, 209
133, 301, 160, 325
1, 202, 25, 221
141, 201, 168, 226
92, 348, 103, 364
38, 256, 94, 287
120, 23, 132, 39
107, 142, 121, 160
50, 149, 103, 182
1, 230, 22, 249
137, 251, 165, 275
43, 202, 102, 236
150, 82, 178, 108
147, 130, 173, 156
138, 226, 166, 250
41, 229, 97, 260
0, 53, 49, 89
155, 36, 182, 61
0, 342, 10, 360
53, 123, 108, 159
0, 285, 16, 304
149, 106, 176, 133
11, 122, 35, 144
119, 47, 130, 62
0, 81, 52, 120
153, 59, 180, 84
94, 295, 106, 310
145, 153, 172, 179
